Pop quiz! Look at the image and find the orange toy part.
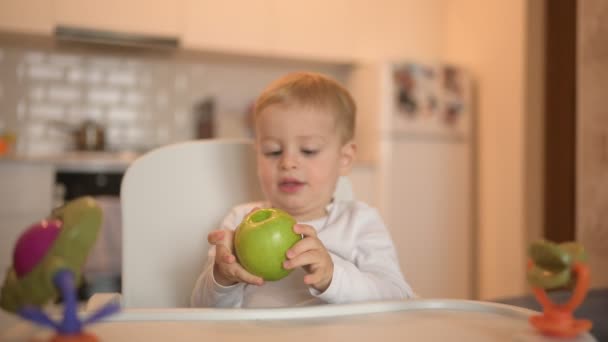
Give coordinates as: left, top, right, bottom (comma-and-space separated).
528, 260, 592, 338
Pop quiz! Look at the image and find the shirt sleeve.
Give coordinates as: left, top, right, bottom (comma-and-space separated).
310, 205, 415, 304
190, 204, 255, 307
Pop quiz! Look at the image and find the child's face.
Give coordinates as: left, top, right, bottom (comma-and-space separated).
254, 103, 355, 221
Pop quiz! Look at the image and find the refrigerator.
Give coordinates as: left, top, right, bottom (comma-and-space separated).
348, 62, 475, 299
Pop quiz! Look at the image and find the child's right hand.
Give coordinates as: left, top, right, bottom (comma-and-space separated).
207, 229, 264, 287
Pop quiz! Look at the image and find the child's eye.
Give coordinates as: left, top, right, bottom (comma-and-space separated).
301, 149, 318, 156
264, 150, 282, 157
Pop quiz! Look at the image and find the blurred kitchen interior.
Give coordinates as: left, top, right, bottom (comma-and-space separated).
0, 0, 606, 302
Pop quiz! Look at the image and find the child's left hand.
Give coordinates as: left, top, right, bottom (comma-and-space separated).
283, 224, 333, 292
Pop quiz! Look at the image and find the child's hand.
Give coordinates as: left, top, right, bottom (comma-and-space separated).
283, 224, 333, 292
207, 229, 264, 287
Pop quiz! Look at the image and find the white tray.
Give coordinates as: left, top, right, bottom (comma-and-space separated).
0, 300, 597, 342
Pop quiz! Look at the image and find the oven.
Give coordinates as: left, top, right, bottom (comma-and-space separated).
54, 170, 124, 299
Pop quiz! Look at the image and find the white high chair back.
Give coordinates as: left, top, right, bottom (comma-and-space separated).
118, 139, 353, 308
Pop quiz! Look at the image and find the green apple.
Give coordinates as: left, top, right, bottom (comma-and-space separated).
234, 208, 302, 281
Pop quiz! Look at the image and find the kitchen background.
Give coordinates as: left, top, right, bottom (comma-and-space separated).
1, 0, 607, 306
0, 46, 348, 155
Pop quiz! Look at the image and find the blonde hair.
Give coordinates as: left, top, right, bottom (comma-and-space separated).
253, 72, 356, 142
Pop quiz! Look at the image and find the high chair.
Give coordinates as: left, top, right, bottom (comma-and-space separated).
88, 139, 353, 309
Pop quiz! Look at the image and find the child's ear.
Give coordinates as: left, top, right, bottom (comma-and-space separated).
339, 140, 357, 176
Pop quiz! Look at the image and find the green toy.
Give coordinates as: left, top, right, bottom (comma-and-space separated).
0, 196, 119, 342
527, 240, 592, 338
527, 240, 588, 290
0, 197, 102, 312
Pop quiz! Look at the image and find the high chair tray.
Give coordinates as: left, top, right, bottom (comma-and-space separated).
0, 299, 596, 342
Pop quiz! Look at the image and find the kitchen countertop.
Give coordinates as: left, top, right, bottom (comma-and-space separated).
0, 151, 142, 173
2, 150, 376, 173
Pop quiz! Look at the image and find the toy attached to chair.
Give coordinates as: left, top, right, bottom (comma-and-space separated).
0, 197, 119, 342
527, 240, 592, 338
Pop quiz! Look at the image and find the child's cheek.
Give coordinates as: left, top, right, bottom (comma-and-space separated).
259, 166, 275, 189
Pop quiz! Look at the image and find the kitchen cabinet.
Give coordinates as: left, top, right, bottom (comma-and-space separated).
351, 0, 443, 61
182, 0, 275, 56
0, 161, 54, 282
185, 0, 442, 63
0, 0, 53, 34
183, 0, 355, 62
53, 0, 183, 37
272, 0, 354, 62
0, 161, 54, 217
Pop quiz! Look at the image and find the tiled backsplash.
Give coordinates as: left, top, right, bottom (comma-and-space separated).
0, 46, 347, 155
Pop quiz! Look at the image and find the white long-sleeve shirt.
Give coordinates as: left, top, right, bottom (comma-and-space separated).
190, 200, 414, 308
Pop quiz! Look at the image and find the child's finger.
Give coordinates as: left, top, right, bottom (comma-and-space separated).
283, 250, 318, 269
215, 244, 234, 263
235, 267, 264, 286
293, 224, 317, 238
304, 272, 323, 286
222, 253, 236, 264
248, 207, 260, 214
207, 230, 225, 244
286, 238, 320, 259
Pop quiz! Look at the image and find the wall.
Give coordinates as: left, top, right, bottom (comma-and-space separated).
443, 0, 528, 299
0, 45, 347, 155
577, 0, 608, 288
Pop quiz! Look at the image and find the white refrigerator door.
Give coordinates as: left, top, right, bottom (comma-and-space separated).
348, 62, 475, 298
379, 137, 474, 299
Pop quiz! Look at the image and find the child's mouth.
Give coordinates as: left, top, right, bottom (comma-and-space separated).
278, 179, 305, 193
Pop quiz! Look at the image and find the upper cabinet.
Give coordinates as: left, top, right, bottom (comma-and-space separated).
272, 0, 355, 62
53, 0, 183, 37
182, 0, 274, 56
0, 0, 54, 34
351, 0, 444, 61
182, 0, 354, 62
0, 1, 443, 63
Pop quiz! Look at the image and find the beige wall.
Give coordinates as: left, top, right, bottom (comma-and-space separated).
577, 0, 608, 288
443, 0, 529, 299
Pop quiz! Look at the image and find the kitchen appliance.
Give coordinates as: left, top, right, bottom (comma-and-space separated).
73, 120, 105, 151
55, 25, 179, 50
348, 63, 475, 299
54, 170, 123, 299
194, 97, 215, 139
49, 120, 106, 151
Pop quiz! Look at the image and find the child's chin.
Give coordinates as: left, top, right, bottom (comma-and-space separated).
273, 199, 305, 211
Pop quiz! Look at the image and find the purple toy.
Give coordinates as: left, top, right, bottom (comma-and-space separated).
13, 220, 63, 277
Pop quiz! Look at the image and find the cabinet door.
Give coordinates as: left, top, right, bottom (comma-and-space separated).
352, 0, 443, 61
0, 162, 54, 280
183, 0, 275, 55
53, 0, 182, 37
0, 162, 54, 217
272, 0, 354, 62
0, 0, 53, 34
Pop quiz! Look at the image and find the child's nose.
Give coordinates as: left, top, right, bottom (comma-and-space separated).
279, 154, 298, 170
